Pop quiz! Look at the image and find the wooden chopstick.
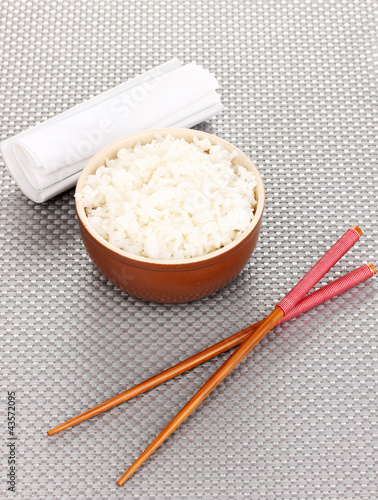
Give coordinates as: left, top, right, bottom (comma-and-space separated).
117, 226, 364, 485
47, 262, 375, 437
118, 307, 284, 485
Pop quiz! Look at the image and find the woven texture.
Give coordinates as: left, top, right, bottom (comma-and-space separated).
1, 1, 377, 499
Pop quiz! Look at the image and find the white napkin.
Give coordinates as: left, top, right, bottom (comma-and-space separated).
1, 59, 223, 202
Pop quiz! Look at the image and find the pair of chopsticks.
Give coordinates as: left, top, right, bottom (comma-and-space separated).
47, 226, 376, 486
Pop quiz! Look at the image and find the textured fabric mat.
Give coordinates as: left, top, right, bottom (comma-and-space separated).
1, 0, 377, 499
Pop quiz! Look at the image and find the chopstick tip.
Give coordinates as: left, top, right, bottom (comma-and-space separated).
367, 262, 377, 275
351, 225, 363, 236
47, 425, 65, 436
116, 471, 131, 487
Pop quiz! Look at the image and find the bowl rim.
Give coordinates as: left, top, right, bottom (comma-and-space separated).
75, 128, 265, 266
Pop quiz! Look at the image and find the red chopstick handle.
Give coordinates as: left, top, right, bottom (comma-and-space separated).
276, 263, 376, 325
277, 226, 362, 316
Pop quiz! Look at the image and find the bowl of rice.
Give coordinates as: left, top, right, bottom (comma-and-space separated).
75, 128, 265, 303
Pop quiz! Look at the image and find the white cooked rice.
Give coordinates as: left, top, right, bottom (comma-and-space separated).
81, 134, 257, 260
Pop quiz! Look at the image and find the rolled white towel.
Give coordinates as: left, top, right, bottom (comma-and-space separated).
1, 59, 223, 202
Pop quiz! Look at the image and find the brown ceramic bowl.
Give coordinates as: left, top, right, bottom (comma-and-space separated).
75, 128, 265, 303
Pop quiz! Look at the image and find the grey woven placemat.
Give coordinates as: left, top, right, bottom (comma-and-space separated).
1, 0, 377, 499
